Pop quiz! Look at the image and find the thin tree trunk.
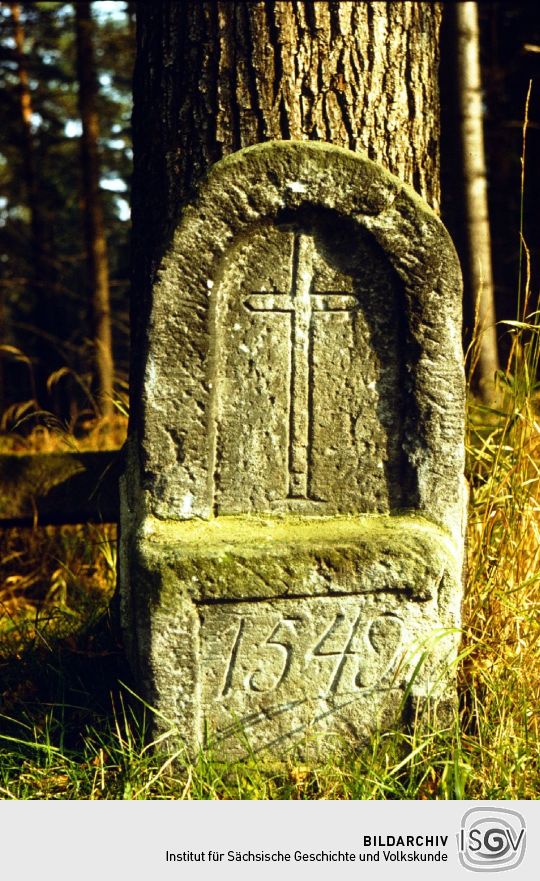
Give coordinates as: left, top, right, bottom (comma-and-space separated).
10, 2, 52, 402
75, 0, 114, 418
10, 3, 44, 266
132, 1, 443, 415
455, 1, 500, 401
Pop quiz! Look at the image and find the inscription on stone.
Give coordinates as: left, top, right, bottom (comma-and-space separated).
200, 595, 417, 752
244, 232, 357, 500
213, 220, 407, 515
214, 606, 404, 698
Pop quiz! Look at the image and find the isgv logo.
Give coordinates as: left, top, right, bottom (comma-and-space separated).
458, 808, 526, 872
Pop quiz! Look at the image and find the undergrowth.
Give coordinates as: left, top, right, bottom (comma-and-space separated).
1, 298, 538, 799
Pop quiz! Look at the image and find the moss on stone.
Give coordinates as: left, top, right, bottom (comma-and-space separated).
141, 511, 453, 548
135, 513, 460, 605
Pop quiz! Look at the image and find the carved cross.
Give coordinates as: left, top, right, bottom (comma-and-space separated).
244, 233, 356, 499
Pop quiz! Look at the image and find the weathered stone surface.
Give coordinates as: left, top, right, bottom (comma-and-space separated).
120, 141, 466, 759
123, 514, 461, 757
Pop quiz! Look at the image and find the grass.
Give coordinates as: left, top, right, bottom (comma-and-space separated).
0, 316, 538, 799
0, 523, 117, 655
458, 316, 540, 798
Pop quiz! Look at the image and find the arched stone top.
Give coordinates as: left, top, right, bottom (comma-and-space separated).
135, 141, 465, 540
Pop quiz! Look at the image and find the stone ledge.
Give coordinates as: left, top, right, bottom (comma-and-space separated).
134, 513, 460, 604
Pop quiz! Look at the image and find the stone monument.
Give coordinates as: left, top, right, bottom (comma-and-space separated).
120, 141, 466, 759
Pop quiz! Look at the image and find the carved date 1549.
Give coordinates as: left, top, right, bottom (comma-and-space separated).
219, 610, 403, 698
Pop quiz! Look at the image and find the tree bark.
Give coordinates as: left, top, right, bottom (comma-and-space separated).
132, 0, 443, 414
10, 3, 46, 283
10, 4, 42, 264
75, 1, 114, 418
9, 2, 53, 402
454, 1, 500, 401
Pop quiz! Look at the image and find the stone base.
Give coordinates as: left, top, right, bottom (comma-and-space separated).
120, 514, 461, 761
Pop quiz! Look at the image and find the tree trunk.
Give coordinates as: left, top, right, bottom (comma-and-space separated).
10, 2, 53, 403
75, 1, 114, 418
454, 1, 500, 402
132, 0, 443, 414
10, 4, 42, 267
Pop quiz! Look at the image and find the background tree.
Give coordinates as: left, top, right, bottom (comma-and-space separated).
441, 1, 540, 384
9, 3, 48, 308
455, 1, 499, 401
75, 0, 114, 418
3, 3, 60, 406
480, 2, 540, 345
0, 1, 133, 424
131, 0, 443, 421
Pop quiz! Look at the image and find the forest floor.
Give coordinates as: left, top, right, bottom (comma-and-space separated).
0, 341, 539, 799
